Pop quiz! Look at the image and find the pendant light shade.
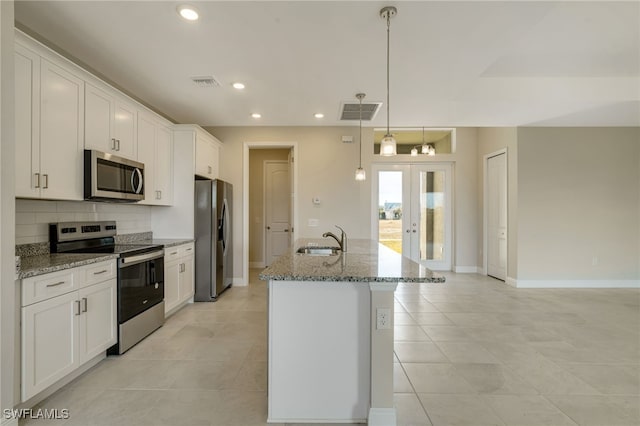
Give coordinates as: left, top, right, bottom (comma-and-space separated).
380, 6, 397, 157
380, 135, 397, 156
355, 93, 366, 181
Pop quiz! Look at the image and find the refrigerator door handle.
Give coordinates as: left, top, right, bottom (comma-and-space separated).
221, 198, 229, 256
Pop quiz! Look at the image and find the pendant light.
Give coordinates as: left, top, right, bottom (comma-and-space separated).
379, 6, 397, 156
355, 93, 366, 181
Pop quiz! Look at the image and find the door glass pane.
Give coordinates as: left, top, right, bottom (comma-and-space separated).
378, 171, 403, 254
419, 171, 445, 261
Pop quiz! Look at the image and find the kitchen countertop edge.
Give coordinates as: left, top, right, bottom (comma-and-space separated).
18, 253, 120, 280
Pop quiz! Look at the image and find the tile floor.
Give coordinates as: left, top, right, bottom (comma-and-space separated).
21, 270, 640, 426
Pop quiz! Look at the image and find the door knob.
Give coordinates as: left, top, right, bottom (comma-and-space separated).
266, 226, 271, 230
406, 229, 410, 233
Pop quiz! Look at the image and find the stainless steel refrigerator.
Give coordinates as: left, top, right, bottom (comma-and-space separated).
194, 179, 233, 301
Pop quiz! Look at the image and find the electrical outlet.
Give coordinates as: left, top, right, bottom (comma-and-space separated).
376, 308, 391, 330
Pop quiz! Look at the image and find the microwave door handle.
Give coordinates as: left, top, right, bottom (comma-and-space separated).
132, 168, 143, 194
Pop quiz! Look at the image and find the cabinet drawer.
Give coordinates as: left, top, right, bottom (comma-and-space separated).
22, 269, 78, 306
84, 260, 117, 287
165, 246, 181, 262
179, 243, 195, 257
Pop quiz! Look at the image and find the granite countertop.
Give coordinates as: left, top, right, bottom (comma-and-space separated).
259, 239, 445, 283
18, 253, 119, 280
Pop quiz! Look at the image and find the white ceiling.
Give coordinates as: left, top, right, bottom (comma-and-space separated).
15, 1, 640, 127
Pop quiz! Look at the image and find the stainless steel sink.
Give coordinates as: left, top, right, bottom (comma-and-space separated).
296, 247, 340, 256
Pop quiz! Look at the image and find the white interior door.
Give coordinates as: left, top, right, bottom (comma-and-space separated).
373, 164, 452, 271
265, 161, 291, 266
487, 153, 507, 280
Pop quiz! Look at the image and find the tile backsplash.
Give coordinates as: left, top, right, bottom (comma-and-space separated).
16, 199, 152, 244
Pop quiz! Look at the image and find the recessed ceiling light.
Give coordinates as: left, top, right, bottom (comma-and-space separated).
177, 5, 199, 21
232, 82, 245, 90
251, 113, 262, 119
314, 113, 324, 119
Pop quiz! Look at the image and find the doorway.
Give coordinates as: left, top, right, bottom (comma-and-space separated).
372, 164, 453, 271
244, 143, 298, 284
484, 150, 507, 281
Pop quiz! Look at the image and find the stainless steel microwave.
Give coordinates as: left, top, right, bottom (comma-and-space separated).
84, 150, 144, 202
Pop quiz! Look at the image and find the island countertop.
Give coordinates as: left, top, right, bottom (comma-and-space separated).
259, 238, 445, 283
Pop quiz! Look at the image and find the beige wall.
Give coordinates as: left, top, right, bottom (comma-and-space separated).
208, 126, 480, 280
516, 127, 639, 281
249, 149, 290, 265
1, 0, 16, 411
477, 128, 519, 279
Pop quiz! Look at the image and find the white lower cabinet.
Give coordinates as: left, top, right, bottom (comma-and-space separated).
21, 260, 117, 402
164, 243, 195, 315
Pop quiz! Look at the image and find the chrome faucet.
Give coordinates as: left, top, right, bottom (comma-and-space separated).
322, 225, 347, 252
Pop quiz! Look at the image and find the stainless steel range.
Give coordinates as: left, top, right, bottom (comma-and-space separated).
50, 221, 164, 354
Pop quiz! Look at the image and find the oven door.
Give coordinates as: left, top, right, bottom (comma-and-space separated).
85, 150, 144, 201
118, 251, 164, 323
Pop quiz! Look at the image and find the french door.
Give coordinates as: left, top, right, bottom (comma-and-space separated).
372, 164, 452, 271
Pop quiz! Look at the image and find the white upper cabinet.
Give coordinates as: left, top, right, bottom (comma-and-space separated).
15, 36, 84, 201
40, 59, 85, 200
137, 113, 173, 206
85, 83, 137, 159
15, 43, 40, 199
194, 129, 221, 179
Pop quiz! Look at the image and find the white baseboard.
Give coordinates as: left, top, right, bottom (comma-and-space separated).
454, 266, 479, 273
505, 276, 517, 287
232, 277, 248, 286
478, 267, 487, 275
249, 261, 265, 268
368, 407, 397, 426
514, 279, 640, 289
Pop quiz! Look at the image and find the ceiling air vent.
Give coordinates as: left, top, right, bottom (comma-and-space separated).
190, 76, 220, 88
339, 101, 382, 121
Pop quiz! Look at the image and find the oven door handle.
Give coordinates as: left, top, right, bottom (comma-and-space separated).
119, 250, 164, 267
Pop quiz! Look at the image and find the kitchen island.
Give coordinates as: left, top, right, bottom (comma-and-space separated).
260, 239, 444, 425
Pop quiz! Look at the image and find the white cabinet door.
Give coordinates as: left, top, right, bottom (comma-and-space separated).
39, 59, 84, 200
78, 280, 117, 364
22, 291, 79, 401
15, 44, 41, 198
137, 114, 156, 205
155, 125, 173, 205
138, 116, 173, 206
179, 255, 195, 301
195, 135, 218, 179
85, 83, 137, 159
114, 100, 137, 159
164, 260, 181, 314
85, 83, 114, 154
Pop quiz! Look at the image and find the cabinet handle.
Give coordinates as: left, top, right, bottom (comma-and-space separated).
185, 248, 192, 252
74, 300, 81, 316
116, 139, 121, 151
156, 190, 161, 200
170, 251, 178, 256
46, 281, 66, 287
81, 297, 88, 313
43, 174, 49, 189
34, 173, 41, 188
208, 166, 212, 174
93, 269, 108, 275
111, 138, 116, 150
